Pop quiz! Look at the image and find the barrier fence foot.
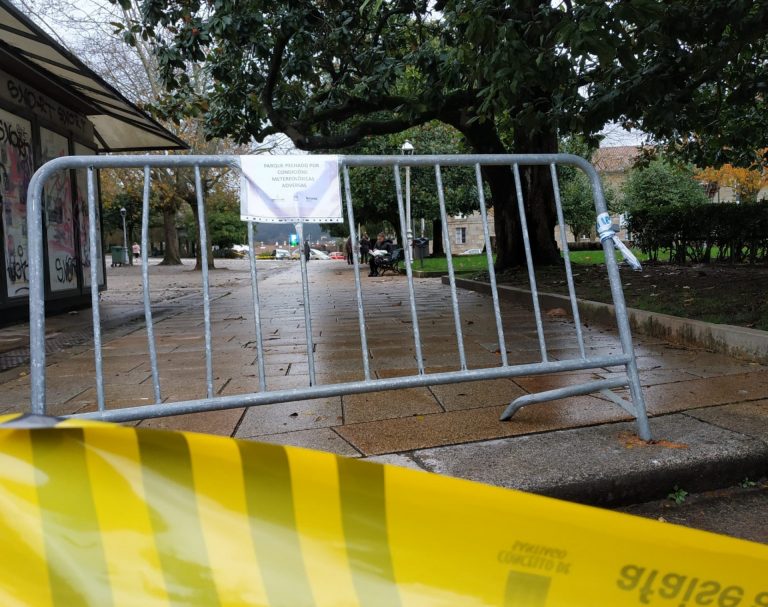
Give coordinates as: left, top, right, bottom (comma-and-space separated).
499, 377, 631, 422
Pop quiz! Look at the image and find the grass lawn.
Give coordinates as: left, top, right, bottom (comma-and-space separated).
419, 248, 647, 272
415, 254, 495, 273
567, 248, 651, 265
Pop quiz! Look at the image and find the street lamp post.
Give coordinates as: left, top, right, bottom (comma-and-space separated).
120, 207, 129, 266
401, 140, 414, 261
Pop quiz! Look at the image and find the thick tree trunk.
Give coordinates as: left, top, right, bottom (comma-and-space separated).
455, 117, 560, 269
512, 127, 561, 266
189, 199, 216, 271
159, 206, 182, 265
431, 218, 444, 256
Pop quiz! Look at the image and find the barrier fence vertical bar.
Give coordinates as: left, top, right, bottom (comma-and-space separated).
342, 164, 371, 381
512, 163, 548, 363
28, 166, 47, 414
141, 166, 162, 403
434, 165, 467, 370
194, 165, 214, 399
475, 163, 508, 366
394, 165, 425, 374
584, 163, 652, 440
550, 164, 586, 359
296, 223, 317, 386
246, 221, 268, 391
87, 166, 106, 412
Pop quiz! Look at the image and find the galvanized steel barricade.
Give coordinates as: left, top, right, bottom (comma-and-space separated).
26, 154, 652, 440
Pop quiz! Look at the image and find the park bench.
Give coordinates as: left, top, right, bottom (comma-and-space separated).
374, 247, 404, 275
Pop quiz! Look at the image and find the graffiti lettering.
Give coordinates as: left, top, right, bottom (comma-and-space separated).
7, 79, 55, 119
80, 245, 90, 268
6, 244, 28, 284
54, 255, 77, 284
45, 171, 70, 224
57, 106, 86, 130
0, 119, 31, 159
7, 79, 86, 131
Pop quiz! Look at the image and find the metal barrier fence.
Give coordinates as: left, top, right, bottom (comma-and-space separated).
26, 154, 651, 440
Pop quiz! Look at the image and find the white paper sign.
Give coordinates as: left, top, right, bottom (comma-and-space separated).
240, 155, 343, 223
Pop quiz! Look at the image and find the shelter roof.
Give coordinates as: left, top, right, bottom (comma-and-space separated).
0, 0, 187, 152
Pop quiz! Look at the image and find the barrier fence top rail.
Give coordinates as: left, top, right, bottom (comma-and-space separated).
26, 153, 651, 441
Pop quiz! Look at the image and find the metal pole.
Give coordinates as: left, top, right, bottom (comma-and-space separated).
296, 223, 317, 386
121, 209, 129, 265
194, 166, 214, 399
405, 164, 412, 256
87, 167, 105, 412
402, 140, 414, 263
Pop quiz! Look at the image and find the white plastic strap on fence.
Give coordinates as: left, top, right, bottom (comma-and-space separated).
596, 212, 642, 271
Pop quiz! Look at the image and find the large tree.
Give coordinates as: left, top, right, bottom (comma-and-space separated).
337, 121, 479, 254
139, 0, 768, 268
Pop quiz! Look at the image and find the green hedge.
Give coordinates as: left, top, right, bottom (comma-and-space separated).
627, 202, 768, 264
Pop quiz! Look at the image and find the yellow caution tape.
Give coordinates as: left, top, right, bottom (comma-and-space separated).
0, 413, 765, 606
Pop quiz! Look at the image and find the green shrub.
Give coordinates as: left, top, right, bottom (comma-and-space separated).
627, 201, 768, 264
621, 160, 768, 263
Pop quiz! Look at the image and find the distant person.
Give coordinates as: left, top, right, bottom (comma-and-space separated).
360, 234, 370, 264
368, 232, 392, 277
132, 242, 140, 260
303, 240, 310, 262
345, 236, 353, 265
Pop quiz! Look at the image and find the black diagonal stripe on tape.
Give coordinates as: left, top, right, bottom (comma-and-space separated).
337, 457, 401, 607
238, 440, 315, 607
31, 428, 113, 606
504, 570, 551, 606
136, 429, 220, 605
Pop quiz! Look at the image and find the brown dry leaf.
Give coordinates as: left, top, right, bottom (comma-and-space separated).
653, 439, 689, 449
618, 431, 688, 450
546, 308, 568, 318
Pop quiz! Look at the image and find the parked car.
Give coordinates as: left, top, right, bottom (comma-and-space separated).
310, 249, 331, 260
460, 248, 482, 255
274, 248, 290, 259
329, 251, 345, 260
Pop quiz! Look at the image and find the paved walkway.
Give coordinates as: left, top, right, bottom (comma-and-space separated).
2, 258, 767, 515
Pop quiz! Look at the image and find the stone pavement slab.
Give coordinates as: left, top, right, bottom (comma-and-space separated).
429, 378, 526, 411
337, 395, 629, 456
234, 397, 343, 438
685, 400, 768, 442
342, 388, 443, 424
137, 408, 245, 436
410, 414, 768, 507
253, 427, 360, 457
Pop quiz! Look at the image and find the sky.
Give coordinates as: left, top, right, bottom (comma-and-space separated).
599, 123, 649, 148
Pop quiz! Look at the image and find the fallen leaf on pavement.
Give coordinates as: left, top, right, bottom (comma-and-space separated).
618, 431, 688, 449
546, 308, 568, 318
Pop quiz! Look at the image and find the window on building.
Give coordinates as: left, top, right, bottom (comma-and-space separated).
455, 227, 467, 244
